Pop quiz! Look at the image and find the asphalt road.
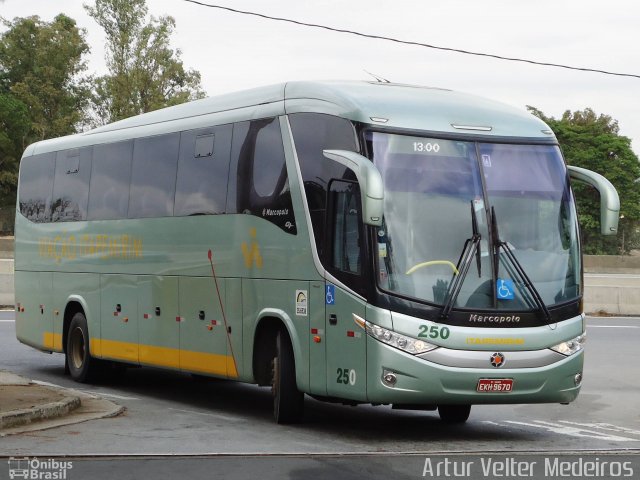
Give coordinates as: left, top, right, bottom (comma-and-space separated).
1, 311, 639, 479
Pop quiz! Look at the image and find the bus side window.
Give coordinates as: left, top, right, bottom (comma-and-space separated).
327, 179, 366, 294
128, 133, 180, 219
88, 140, 133, 221
18, 152, 56, 223
229, 118, 297, 234
52, 147, 91, 222
289, 113, 358, 257
175, 124, 232, 216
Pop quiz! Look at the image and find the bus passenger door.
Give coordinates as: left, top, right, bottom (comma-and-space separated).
179, 277, 231, 378
325, 179, 368, 401
138, 276, 179, 369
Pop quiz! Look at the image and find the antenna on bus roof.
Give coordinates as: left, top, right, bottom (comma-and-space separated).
363, 70, 391, 83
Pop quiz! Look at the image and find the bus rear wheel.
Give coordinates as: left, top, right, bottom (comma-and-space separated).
438, 404, 471, 424
271, 329, 303, 424
66, 312, 101, 383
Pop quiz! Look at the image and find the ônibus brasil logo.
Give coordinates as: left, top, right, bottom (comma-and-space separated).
8, 457, 72, 479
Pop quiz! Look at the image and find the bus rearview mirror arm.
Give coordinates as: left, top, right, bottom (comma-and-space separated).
323, 150, 384, 227
567, 165, 620, 236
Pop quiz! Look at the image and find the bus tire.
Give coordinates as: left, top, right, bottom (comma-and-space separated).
438, 404, 471, 424
66, 312, 101, 383
272, 329, 303, 424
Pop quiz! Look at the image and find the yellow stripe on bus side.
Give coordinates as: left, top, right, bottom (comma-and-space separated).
139, 344, 180, 370
96, 338, 139, 364
43, 332, 63, 352
88, 337, 238, 378
91, 337, 102, 357
180, 349, 235, 377
96, 339, 138, 363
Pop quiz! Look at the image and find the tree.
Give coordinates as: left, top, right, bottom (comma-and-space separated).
0, 93, 29, 206
529, 107, 640, 254
0, 14, 90, 218
0, 14, 91, 139
85, 0, 205, 124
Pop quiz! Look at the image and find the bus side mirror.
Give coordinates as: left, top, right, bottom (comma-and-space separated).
323, 149, 384, 226
567, 165, 620, 235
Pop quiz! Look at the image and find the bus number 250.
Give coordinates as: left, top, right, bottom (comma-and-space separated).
418, 325, 450, 340
336, 368, 356, 385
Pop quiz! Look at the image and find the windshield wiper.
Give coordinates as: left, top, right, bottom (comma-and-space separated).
490, 207, 552, 324
440, 201, 481, 319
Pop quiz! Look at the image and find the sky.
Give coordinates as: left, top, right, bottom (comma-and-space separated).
2, 0, 639, 152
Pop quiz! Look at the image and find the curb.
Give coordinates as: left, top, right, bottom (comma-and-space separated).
0, 370, 124, 436
0, 394, 81, 430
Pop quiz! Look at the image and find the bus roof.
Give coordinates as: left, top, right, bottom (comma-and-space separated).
25, 80, 555, 155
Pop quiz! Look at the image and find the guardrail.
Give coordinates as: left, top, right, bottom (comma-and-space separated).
0, 259, 13, 307
584, 273, 640, 315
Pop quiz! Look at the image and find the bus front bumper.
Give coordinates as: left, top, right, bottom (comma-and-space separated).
366, 337, 583, 405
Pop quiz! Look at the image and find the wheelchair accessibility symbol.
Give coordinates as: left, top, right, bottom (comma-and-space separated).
326, 285, 335, 305
496, 279, 515, 300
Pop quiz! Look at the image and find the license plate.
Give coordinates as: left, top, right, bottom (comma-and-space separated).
477, 378, 513, 392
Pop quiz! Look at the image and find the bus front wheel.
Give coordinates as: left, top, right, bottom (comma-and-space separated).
438, 404, 471, 424
271, 329, 303, 424
66, 312, 101, 383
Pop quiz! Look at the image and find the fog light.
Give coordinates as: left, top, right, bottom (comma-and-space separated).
574, 372, 583, 387
382, 371, 397, 387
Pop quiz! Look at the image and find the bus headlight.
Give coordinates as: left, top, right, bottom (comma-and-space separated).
365, 321, 438, 355
550, 332, 586, 356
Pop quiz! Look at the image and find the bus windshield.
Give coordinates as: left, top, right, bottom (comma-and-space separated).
367, 131, 581, 312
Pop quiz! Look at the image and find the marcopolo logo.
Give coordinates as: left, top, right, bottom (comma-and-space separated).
468, 314, 521, 324
7, 457, 72, 479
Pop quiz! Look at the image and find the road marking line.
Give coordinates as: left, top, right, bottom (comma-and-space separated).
587, 325, 640, 328
168, 407, 245, 422
80, 391, 140, 401
0, 319, 15, 322
503, 420, 637, 442
31, 380, 140, 401
585, 274, 640, 278
480, 421, 502, 427
32, 379, 62, 388
558, 421, 640, 437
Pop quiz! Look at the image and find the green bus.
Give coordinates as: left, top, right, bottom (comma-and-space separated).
14, 81, 619, 424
